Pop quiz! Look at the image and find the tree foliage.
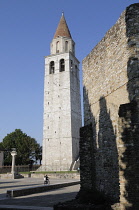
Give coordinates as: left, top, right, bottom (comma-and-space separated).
1, 129, 42, 165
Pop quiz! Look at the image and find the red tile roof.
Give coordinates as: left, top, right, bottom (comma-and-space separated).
54, 13, 72, 39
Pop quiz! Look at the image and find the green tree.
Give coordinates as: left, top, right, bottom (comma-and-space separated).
1, 129, 42, 165
0, 142, 4, 150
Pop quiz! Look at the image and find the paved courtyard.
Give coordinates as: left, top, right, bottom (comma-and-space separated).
0, 177, 80, 209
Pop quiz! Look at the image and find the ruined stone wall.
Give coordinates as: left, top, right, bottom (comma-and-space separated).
118, 101, 139, 209
83, 10, 129, 126
80, 124, 95, 191
82, 3, 139, 206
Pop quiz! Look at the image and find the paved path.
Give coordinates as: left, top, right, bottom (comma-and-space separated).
0, 178, 80, 209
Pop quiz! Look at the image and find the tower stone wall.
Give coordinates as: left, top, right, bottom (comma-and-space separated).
81, 3, 139, 208
42, 14, 82, 171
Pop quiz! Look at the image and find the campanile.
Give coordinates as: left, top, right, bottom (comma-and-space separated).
42, 13, 82, 171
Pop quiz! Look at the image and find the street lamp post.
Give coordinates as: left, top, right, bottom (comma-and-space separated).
11, 148, 17, 179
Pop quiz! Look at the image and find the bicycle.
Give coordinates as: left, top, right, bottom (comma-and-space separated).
44, 175, 50, 185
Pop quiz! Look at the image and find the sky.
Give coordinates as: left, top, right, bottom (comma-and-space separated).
0, 0, 138, 145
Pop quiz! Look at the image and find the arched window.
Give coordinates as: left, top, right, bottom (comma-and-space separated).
56, 41, 59, 53
59, 59, 65, 72
49, 61, 55, 74
65, 41, 68, 52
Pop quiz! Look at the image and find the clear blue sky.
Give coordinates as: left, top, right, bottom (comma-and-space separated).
0, 0, 137, 145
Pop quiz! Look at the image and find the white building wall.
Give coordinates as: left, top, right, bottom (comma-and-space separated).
51, 37, 75, 55
42, 47, 81, 171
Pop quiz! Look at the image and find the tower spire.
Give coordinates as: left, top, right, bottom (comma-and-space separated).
54, 13, 72, 39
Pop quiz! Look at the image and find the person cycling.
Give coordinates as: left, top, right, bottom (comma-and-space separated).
44, 175, 50, 184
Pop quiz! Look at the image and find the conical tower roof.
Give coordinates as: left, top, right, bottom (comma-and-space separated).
54, 13, 72, 39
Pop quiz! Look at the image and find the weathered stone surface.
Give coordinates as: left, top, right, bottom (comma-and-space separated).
81, 3, 139, 209
79, 124, 95, 191
118, 101, 139, 209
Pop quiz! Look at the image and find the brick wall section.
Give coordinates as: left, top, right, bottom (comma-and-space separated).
81, 3, 139, 207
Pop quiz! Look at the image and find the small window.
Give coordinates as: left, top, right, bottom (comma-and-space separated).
49, 61, 55, 74
75, 65, 78, 77
59, 59, 65, 72
65, 41, 68, 52
72, 43, 75, 54
56, 41, 59, 53
71, 60, 73, 69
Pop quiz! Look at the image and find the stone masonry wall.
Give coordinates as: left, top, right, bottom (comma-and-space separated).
81, 3, 139, 207
118, 101, 139, 209
79, 124, 95, 191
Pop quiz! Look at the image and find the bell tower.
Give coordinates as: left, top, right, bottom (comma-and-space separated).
42, 13, 82, 171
